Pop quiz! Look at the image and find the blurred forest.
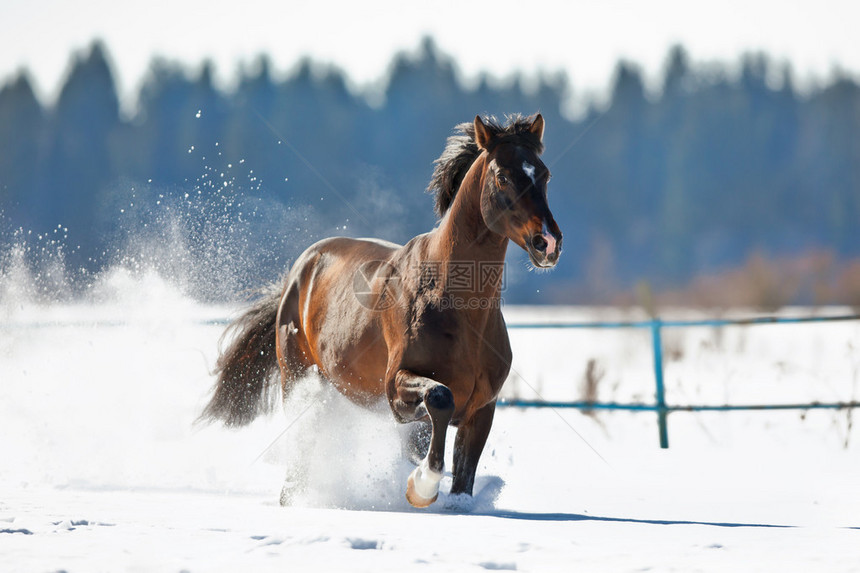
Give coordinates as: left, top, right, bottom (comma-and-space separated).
1, 38, 859, 306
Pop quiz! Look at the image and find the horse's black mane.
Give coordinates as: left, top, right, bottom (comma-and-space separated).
428, 113, 544, 217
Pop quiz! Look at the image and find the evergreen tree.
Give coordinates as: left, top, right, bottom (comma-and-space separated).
42, 41, 120, 268
0, 72, 45, 228
134, 59, 197, 186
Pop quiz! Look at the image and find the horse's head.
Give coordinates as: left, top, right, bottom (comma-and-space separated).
474, 114, 562, 269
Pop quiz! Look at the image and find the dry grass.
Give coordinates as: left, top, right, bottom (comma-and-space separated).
652, 250, 860, 311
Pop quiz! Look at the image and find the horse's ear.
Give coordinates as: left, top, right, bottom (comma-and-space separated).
528, 113, 545, 142
474, 115, 493, 150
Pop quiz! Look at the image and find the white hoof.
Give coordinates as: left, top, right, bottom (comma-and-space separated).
406, 458, 442, 508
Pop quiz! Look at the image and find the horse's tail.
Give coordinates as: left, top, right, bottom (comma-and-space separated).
197, 283, 283, 427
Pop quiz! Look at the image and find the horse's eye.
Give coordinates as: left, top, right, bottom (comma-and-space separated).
496, 174, 509, 187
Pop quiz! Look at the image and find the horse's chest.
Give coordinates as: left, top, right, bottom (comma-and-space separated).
406, 307, 467, 361
402, 305, 510, 407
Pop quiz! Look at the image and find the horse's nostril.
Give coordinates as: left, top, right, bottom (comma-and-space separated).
531, 235, 548, 252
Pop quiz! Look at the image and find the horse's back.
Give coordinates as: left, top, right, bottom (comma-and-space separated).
285, 236, 401, 293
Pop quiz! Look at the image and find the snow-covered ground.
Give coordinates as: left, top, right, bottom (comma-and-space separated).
2, 269, 859, 572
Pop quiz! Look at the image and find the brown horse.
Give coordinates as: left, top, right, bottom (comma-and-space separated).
199, 113, 562, 508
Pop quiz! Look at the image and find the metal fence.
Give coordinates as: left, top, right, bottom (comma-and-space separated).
499, 314, 860, 448
7, 309, 859, 448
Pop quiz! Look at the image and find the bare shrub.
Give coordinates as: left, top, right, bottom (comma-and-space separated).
581, 358, 605, 417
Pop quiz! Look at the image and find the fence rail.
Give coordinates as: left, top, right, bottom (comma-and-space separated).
499, 313, 860, 448
6, 310, 860, 448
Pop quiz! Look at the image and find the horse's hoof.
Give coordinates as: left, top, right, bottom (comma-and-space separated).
406, 471, 438, 508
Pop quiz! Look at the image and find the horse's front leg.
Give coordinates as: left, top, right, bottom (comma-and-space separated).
390, 369, 454, 508
451, 401, 496, 496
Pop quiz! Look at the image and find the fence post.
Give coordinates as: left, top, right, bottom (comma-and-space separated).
650, 319, 669, 448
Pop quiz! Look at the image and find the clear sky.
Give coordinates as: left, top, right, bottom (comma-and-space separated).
2, 0, 858, 109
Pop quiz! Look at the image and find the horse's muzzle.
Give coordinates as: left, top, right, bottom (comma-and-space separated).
527, 227, 562, 268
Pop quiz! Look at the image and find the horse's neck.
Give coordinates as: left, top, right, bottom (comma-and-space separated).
428, 155, 508, 297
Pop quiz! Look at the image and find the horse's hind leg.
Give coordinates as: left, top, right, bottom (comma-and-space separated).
390, 370, 454, 508
275, 329, 312, 507
275, 286, 315, 506
275, 328, 316, 507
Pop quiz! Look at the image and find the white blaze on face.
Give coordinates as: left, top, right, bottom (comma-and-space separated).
542, 221, 557, 255
522, 161, 536, 186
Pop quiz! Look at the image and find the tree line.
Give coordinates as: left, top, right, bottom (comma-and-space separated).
0, 38, 858, 303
